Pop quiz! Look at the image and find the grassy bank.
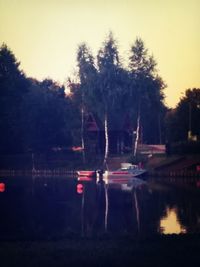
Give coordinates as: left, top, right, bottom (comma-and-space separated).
1, 235, 200, 267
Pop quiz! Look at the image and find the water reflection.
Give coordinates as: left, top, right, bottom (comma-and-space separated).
104, 184, 109, 232
160, 207, 187, 234
133, 189, 140, 233
0, 175, 200, 239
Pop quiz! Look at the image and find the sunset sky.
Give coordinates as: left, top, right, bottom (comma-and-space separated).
0, 0, 199, 107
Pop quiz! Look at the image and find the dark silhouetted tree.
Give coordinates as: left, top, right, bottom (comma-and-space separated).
128, 38, 166, 154
21, 79, 74, 152
96, 33, 124, 165
166, 88, 200, 142
0, 44, 29, 153
76, 43, 97, 162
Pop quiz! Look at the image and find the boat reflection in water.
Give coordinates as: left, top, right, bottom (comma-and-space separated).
0, 174, 200, 239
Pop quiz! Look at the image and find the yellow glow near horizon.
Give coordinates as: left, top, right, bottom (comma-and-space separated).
0, 0, 199, 107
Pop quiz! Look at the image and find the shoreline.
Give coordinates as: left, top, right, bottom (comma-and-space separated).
0, 168, 200, 178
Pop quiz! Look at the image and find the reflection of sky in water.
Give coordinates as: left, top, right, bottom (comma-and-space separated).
160, 207, 187, 234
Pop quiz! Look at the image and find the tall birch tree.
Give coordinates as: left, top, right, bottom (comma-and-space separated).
77, 43, 97, 163
96, 33, 122, 167
129, 38, 165, 155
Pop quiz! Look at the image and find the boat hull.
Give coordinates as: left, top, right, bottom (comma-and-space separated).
105, 169, 147, 179
77, 170, 96, 177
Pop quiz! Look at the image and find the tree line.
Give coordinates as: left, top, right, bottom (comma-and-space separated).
0, 44, 77, 154
0, 33, 199, 160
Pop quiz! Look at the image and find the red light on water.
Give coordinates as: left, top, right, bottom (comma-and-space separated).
77, 183, 84, 194
0, 183, 5, 193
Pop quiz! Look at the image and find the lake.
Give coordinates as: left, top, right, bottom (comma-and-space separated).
0, 175, 200, 239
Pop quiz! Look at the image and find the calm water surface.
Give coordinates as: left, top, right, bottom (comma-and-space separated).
0, 175, 200, 239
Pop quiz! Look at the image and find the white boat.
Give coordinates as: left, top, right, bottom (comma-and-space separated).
101, 163, 147, 191
104, 163, 147, 180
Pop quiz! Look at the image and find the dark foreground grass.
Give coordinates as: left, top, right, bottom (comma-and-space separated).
1, 235, 200, 267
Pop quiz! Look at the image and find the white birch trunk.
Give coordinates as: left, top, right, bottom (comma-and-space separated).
81, 105, 85, 163
134, 113, 140, 157
104, 112, 109, 167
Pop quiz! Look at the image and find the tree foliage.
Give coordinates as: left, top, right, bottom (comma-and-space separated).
21, 79, 74, 152
0, 34, 168, 159
0, 44, 75, 154
0, 44, 30, 153
166, 88, 200, 142
96, 33, 125, 121
128, 38, 166, 144
73, 34, 166, 163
